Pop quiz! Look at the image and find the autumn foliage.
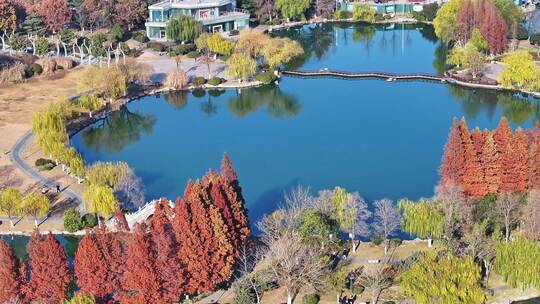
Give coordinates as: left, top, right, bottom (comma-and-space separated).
0, 239, 22, 303
440, 117, 540, 197
457, 0, 507, 54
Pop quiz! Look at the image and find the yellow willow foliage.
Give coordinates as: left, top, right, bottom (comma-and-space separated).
226, 53, 256, 81
235, 29, 270, 58
23, 193, 50, 218
401, 253, 485, 304
499, 51, 540, 91
261, 37, 304, 69
331, 186, 348, 220
433, 0, 463, 42
399, 198, 443, 239
495, 235, 540, 290
207, 33, 235, 56
85, 161, 130, 189
83, 184, 117, 218
31, 99, 70, 157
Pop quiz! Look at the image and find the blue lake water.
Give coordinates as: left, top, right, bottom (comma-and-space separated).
71, 23, 540, 225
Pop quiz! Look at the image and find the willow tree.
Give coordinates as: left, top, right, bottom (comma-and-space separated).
399, 198, 443, 247
226, 53, 256, 82
83, 185, 117, 225
495, 235, 540, 290
207, 33, 235, 56
328, 187, 371, 253
401, 253, 485, 304
0, 188, 22, 227
499, 51, 540, 91
261, 37, 303, 70
23, 193, 51, 228
31, 100, 69, 158
166, 15, 199, 42
433, 0, 463, 42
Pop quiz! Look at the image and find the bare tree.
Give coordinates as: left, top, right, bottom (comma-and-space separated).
234, 240, 270, 303
522, 190, 540, 240
461, 222, 497, 286
265, 232, 329, 304
341, 192, 371, 253
358, 266, 397, 304
115, 165, 145, 210
496, 192, 521, 243
372, 199, 401, 255
435, 183, 470, 242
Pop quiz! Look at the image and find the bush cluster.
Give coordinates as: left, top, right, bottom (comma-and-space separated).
35, 158, 55, 171
186, 51, 199, 58
24, 63, 43, 78
255, 70, 276, 84
149, 42, 166, 52
207, 77, 224, 86
63, 208, 99, 232
171, 44, 196, 55
132, 32, 149, 43
192, 76, 206, 86
302, 294, 320, 304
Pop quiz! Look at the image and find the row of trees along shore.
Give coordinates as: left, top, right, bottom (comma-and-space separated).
0, 154, 250, 304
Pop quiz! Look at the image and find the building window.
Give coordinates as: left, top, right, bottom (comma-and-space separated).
212, 25, 223, 32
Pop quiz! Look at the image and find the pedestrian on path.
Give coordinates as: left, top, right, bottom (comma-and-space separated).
56, 184, 61, 193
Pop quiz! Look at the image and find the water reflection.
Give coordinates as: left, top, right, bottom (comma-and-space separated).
227, 85, 302, 118
163, 91, 188, 109
449, 85, 540, 124
1, 235, 80, 261
80, 106, 157, 153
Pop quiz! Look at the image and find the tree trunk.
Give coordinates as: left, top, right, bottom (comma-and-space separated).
505, 219, 510, 243
351, 236, 356, 253
9, 218, 14, 228
287, 293, 293, 304
428, 238, 433, 247
34, 218, 38, 228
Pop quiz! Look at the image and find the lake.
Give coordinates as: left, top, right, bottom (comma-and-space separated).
71, 23, 540, 225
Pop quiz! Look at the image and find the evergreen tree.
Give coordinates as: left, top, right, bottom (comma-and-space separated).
0, 239, 22, 302
512, 128, 530, 192
462, 119, 485, 197
440, 118, 466, 186
26, 232, 71, 303
221, 152, 238, 183
21, 12, 45, 36
481, 133, 501, 194
239, 0, 257, 16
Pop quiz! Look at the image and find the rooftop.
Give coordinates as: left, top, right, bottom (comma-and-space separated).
149, 0, 233, 10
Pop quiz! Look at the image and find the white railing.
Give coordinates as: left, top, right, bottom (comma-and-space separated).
107, 199, 176, 230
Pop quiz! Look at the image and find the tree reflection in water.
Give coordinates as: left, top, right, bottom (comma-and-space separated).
227, 85, 302, 118
449, 85, 540, 124
81, 106, 157, 153
163, 91, 188, 109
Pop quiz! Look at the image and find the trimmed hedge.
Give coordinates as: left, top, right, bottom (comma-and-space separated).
149, 42, 166, 52
192, 76, 206, 86
186, 51, 199, 58
207, 77, 223, 86
35, 158, 55, 171
255, 70, 276, 84
302, 294, 320, 304
82, 213, 98, 228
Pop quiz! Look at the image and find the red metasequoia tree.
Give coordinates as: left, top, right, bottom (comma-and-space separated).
149, 199, 187, 303
122, 223, 161, 304
74, 231, 109, 302
481, 133, 501, 194
461, 119, 486, 197
528, 124, 540, 190
440, 118, 467, 186
0, 239, 22, 303
34, 0, 71, 31
25, 232, 70, 304
221, 152, 238, 183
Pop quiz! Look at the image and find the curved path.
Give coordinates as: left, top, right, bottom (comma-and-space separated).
10, 131, 82, 209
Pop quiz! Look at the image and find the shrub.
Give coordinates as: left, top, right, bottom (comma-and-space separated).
63, 207, 83, 232
29, 63, 43, 75
515, 24, 529, 40
265, 19, 274, 25
82, 213, 98, 228
272, 18, 282, 25
334, 10, 349, 20
422, 3, 439, 21
174, 44, 195, 55
133, 32, 149, 43
0, 63, 26, 84
36, 58, 57, 74
392, 237, 402, 247
55, 57, 75, 69
255, 70, 276, 84
302, 294, 320, 304
207, 76, 223, 86
351, 286, 364, 294
165, 69, 188, 89
110, 24, 125, 42
326, 268, 348, 291
186, 50, 199, 58
530, 33, 540, 45
371, 235, 384, 245
192, 76, 206, 86
75, 94, 102, 111
35, 158, 55, 171
229, 29, 240, 36
149, 42, 166, 52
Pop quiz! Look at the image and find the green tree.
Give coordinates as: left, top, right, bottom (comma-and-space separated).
63, 207, 83, 232
83, 185, 117, 225
447, 45, 466, 67
468, 29, 488, 53
110, 24, 124, 42
21, 13, 45, 36
23, 193, 51, 228
352, 4, 377, 22
401, 253, 485, 304
399, 199, 443, 247
8, 34, 25, 51
499, 51, 540, 91
165, 15, 200, 42
433, 0, 463, 42
226, 53, 256, 81
276, 0, 310, 21
35, 36, 50, 56
0, 187, 22, 227
297, 209, 338, 245
493, 0, 523, 29
495, 235, 540, 290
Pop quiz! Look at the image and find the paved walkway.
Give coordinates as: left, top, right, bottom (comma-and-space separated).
9, 131, 82, 212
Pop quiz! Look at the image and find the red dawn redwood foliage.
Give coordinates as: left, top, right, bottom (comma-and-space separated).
530, 125, 540, 189
115, 207, 130, 232
0, 239, 22, 302
26, 232, 70, 304
457, 0, 507, 54
34, 0, 71, 32
122, 223, 161, 304
221, 152, 238, 183
440, 116, 537, 197
149, 199, 186, 303
75, 231, 109, 302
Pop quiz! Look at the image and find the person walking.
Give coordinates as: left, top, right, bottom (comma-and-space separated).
56, 184, 61, 193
